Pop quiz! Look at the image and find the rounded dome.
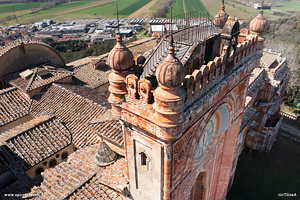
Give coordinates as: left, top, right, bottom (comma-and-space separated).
250, 10, 267, 34
108, 34, 134, 71
213, 4, 228, 29
156, 37, 186, 88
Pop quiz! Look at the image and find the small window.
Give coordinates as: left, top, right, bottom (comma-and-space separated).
61, 151, 68, 160
139, 152, 150, 170
56, 154, 60, 158
43, 161, 47, 166
49, 159, 57, 168
35, 167, 44, 176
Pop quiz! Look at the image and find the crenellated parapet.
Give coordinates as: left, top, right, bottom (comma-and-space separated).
119, 35, 259, 141
233, 36, 258, 67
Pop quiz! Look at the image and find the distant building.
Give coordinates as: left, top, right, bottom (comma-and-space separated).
119, 29, 133, 37
34, 21, 47, 28
59, 25, 87, 33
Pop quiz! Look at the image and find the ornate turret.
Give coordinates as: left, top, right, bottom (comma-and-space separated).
108, 35, 134, 71
249, 1, 267, 51
154, 36, 186, 133
213, 0, 228, 29
108, 34, 134, 117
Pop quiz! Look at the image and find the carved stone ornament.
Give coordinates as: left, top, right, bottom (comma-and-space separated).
108, 34, 134, 71
156, 37, 186, 88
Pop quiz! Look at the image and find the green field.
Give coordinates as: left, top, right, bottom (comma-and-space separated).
164, 0, 185, 17
184, 0, 209, 13
0, 0, 152, 25
1, 0, 300, 25
275, 1, 300, 12
118, 0, 152, 15
0, 2, 43, 13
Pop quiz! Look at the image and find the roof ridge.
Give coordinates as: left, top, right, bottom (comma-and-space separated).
1, 114, 54, 142
0, 86, 17, 95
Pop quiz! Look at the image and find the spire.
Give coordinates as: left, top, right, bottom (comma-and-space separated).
260, 0, 264, 14
221, 0, 225, 11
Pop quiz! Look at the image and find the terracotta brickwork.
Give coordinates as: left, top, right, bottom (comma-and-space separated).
108, 17, 263, 199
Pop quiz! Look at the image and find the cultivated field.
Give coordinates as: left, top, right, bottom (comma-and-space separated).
275, 1, 300, 12
164, 0, 184, 17
0, 2, 43, 14
1, 0, 300, 25
0, 0, 152, 25
184, 0, 210, 14
127, 0, 160, 18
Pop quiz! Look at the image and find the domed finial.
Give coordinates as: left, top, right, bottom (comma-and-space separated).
108, 34, 134, 71
213, 0, 228, 29
156, 35, 186, 88
249, 0, 267, 34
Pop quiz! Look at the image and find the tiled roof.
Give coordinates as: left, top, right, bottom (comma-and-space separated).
0, 87, 30, 126
30, 84, 123, 149
126, 37, 157, 58
0, 115, 71, 167
30, 144, 127, 200
72, 64, 110, 89
6, 67, 73, 92
56, 83, 110, 107
68, 174, 124, 200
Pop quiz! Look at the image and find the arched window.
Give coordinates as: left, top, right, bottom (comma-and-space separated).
49, 159, 57, 168
217, 105, 230, 134
139, 151, 150, 170
35, 167, 44, 176
61, 151, 69, 161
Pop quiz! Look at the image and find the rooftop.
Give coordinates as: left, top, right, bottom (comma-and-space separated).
29, 143, 127, 200
0, 115, 71, 168
0, 87, 30, 127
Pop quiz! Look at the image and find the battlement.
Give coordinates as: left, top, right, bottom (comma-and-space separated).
124, 35, 258, 110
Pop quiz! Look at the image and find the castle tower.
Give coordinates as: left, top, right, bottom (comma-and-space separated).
213, 0, 228, 29
108, 18, 261, 199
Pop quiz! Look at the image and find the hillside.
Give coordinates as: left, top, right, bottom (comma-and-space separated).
264, 15, 300, 108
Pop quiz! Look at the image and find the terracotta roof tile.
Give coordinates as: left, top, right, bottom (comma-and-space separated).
72, 64, 110, 89
0, 87, 30, 126
29, 144, 127, 200
30, 84, 123, 149
0, 115, 71, 167
5, 68, 73, 92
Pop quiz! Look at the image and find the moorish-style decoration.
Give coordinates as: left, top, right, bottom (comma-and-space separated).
194, 120, 214, 161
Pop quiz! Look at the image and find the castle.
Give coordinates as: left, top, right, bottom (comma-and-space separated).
0, 3, 289, 200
